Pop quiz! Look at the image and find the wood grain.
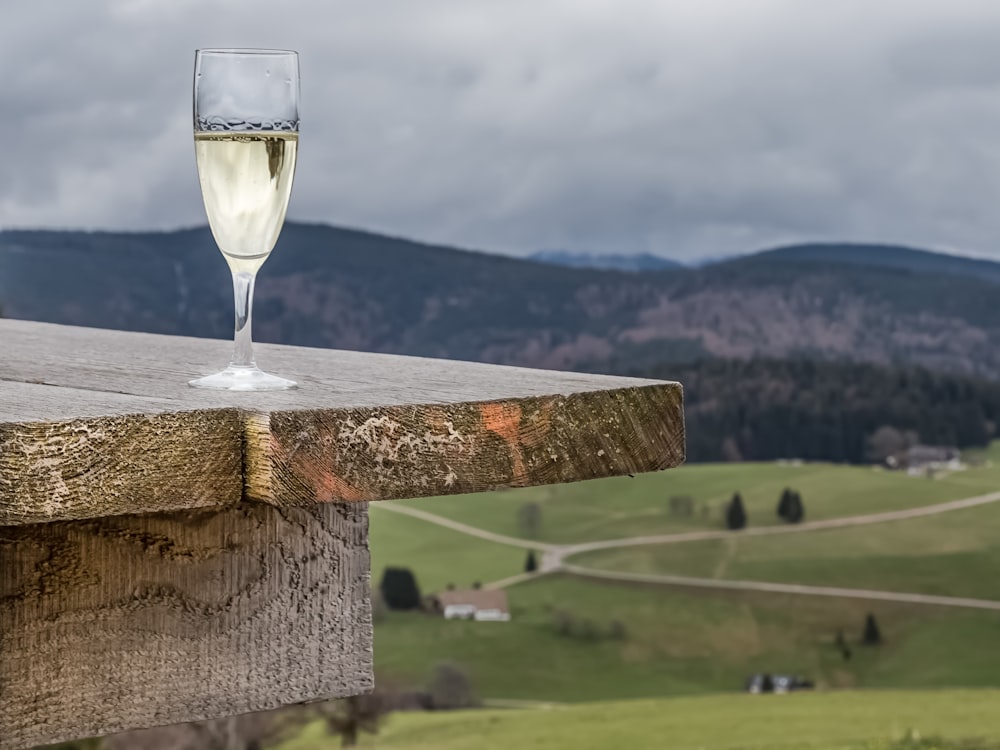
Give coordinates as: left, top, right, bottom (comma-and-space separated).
246, 385, 684, 505
0, 320, 684, 524
0, 408, 243, 526
0, 500, 372, 749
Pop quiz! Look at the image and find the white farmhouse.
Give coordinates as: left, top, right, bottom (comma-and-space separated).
434, 589, 511, 622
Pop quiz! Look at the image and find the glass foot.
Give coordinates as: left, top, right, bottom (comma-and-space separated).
189, 365, 296, 391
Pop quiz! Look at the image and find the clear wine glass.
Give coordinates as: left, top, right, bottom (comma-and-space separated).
190, 48, 299, 390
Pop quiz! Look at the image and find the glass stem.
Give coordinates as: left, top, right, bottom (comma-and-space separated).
231, 271, 257, 368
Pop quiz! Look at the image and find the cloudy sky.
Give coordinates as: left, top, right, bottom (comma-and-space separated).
3, 0, 1000, 261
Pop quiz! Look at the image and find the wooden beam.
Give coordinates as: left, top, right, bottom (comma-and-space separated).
0, 500, 372, 749
0, 320, 684, 525
246, 385, 683, 506
0, 401, 243, 526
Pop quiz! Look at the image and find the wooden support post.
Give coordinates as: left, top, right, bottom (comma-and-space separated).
0, 501, 372, 749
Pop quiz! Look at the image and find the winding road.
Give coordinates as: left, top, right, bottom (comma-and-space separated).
377, 489, 1000, 610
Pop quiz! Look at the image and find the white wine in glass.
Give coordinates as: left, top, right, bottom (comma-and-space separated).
190, 48, 299, 390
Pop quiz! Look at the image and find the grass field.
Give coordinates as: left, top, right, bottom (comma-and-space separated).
369, 504, 526, 593
389, 459, 1000, 545
368, 449, 1000, 710
280, 690, 1000, 750
576, 500, 1000, 600
373, 575, 1000, 702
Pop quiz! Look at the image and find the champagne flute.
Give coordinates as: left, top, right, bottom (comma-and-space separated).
190, 48, 299, 390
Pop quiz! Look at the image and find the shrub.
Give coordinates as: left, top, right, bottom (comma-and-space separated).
726, 493, 747, 530
379, 567, 421, 611
863, 613, 883, 646
525, 550, 538, 573
428, 663, 479, 710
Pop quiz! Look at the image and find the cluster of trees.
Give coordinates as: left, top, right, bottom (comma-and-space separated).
636, 358, 1000, 463
725, 489, 807, 530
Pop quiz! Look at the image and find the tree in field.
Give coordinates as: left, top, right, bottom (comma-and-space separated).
525, 549, 538, 573
726, 492, 747, 530
777, 488, 793, 520
865, 425, 921, 465
778, 489, 805, 523
428, 662, 480, 709
379, 567, 422, 611
318, 687, 393, 747
862, 613, 883, 646
517, 501, 543, 538
866, 425, 908, 464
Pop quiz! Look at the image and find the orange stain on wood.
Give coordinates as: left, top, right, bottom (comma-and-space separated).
481, 402, 522, 442
271, 435, 367, 502
312, 470, 367, 503
480, 401, 528, 484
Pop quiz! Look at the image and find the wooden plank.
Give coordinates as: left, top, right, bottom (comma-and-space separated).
0, 320, 684, 524
246, 384, 683, 506
0, 404, 243, 526
0, 500, 372, 749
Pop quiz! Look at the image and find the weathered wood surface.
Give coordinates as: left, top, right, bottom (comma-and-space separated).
247, 386, 682, 506
0, 404, 243, 527
0, 320, 684, 525
0, 500, 372, 750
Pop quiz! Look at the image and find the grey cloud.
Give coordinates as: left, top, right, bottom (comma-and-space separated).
3, 0, 1000, 262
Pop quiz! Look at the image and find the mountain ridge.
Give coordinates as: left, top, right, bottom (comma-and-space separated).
3, 223, 1000, 378
742, 242, 1000, 283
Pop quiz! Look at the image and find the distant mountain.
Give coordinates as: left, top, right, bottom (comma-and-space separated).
688, 254, 737, 268
529, 250, 684, 272
746, 242, 1000, 283
4, 226, 1000, 378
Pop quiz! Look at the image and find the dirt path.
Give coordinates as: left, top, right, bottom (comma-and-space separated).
551, 490, 1000, 564
376, 503, 558, 552
561, 565, 1000, 611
